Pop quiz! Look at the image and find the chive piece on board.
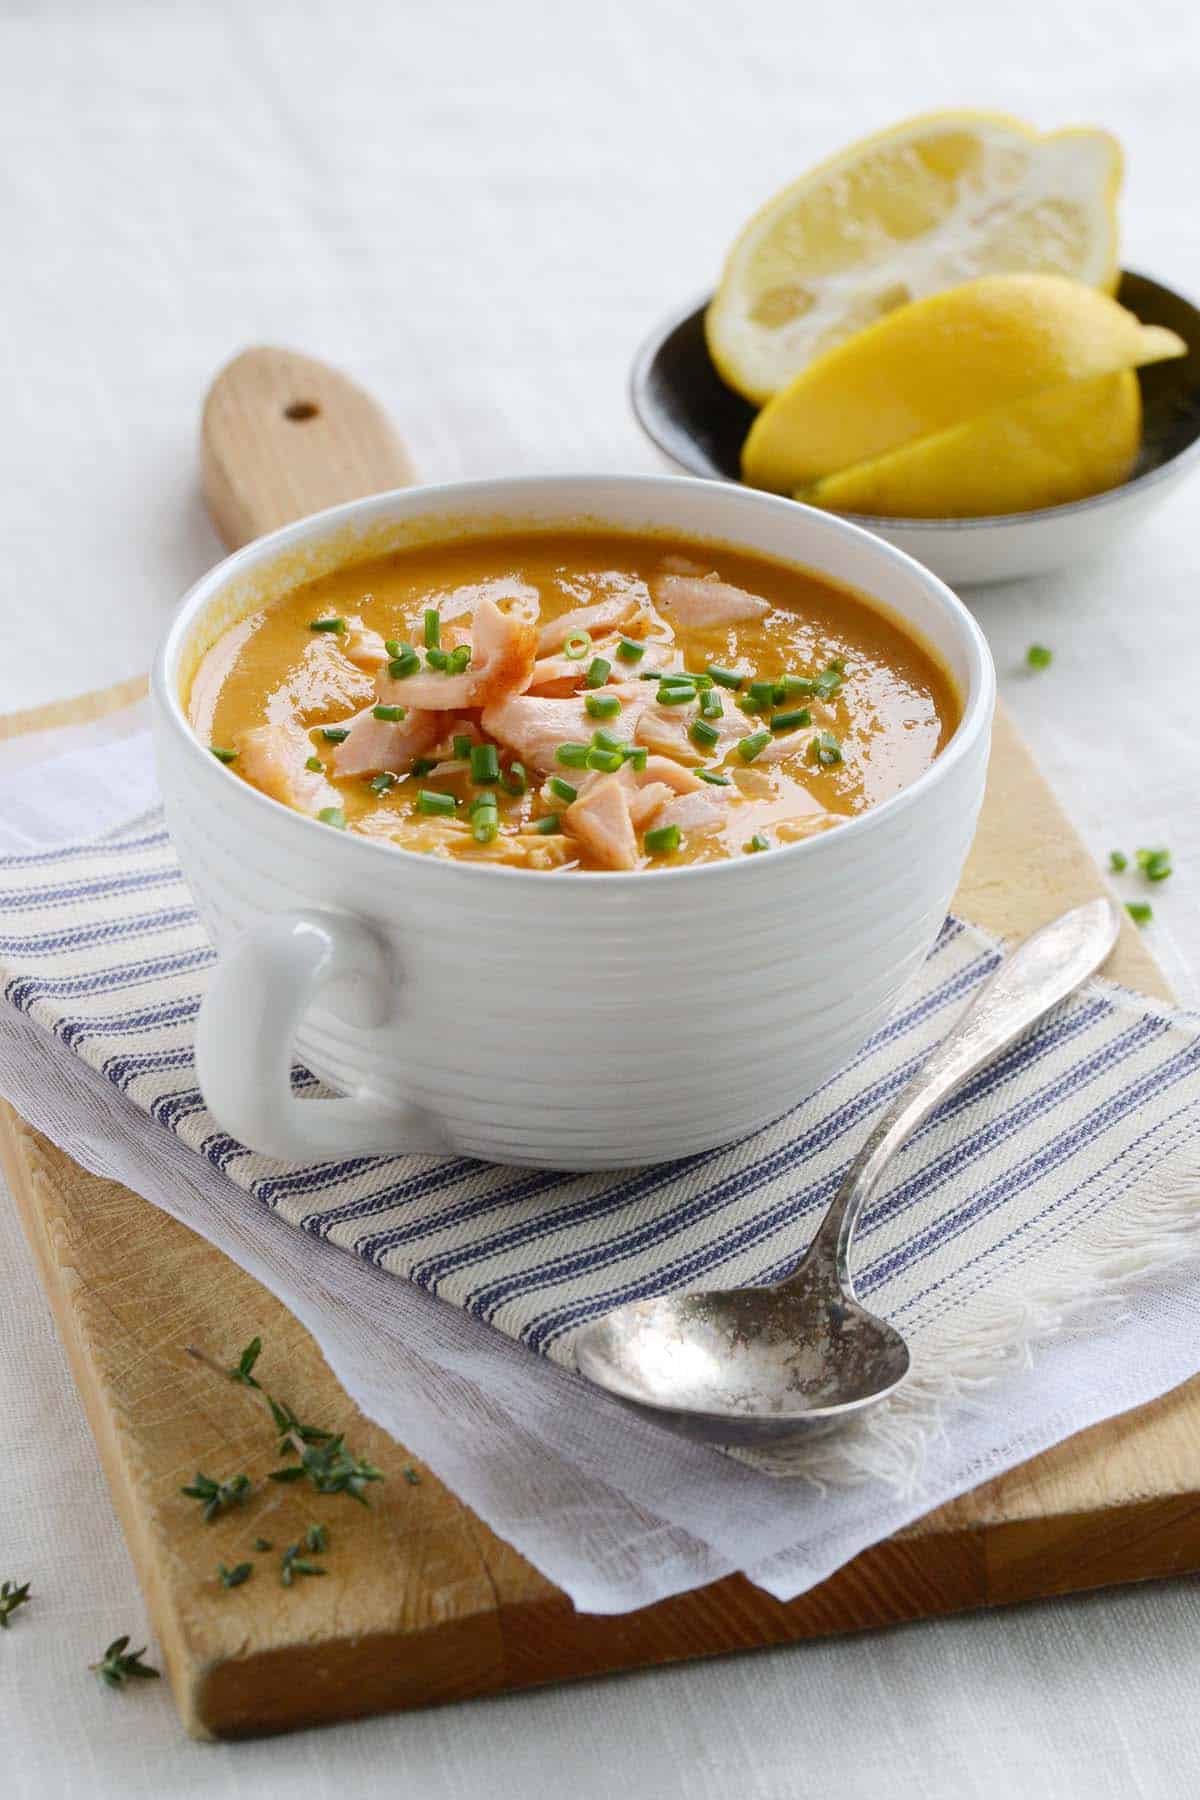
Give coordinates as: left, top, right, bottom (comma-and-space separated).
737, 730, 772, 763
320, 727, 350, 743
563, 630, 592, 661
1109, 849, 1128, 873
549, 776, 578, 803
556, 742, 591, 768
470, 743, 500, 785
809, 730, 843, 767
584, 657, 611, 689
533, 813, 561, 834
211, 746, 238, 764
305, 755, 324, 772
317, 807, 346, 829
1026, 643, 1053, 671
707, 665, 744, 691
616, 637, 645, 664
416, 789, 457, 816
585, 693, 621, 719
644, 824, 681, 855
309, 617, 345, 634
369, 772, 396, 794
424, 608, 441, 649
689, 718, 720, 750
1136, 847, 1172, 882
373, 704, 407, 722
771, 707, 812, 733
1126, 901, 1153, 926
697, 769, 731, 786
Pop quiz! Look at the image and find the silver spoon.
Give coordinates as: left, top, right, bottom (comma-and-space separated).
573, 899, 1121, 1447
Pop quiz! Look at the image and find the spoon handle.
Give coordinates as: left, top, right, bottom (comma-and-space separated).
799, 899, 1121, 1297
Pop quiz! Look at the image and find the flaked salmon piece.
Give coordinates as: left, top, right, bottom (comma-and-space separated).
343, 615, 390, 671
235, 723, 342, 816
432, 578, 541, 626
528, 633, 682, 697
627, 781, 674, 830
651, 574, 772, 627
655, 784, 730, 831
482, 683, 656, 772
375, 599, 537, 712
563, 775, 639, 871
331, 706, 442, 777
638, 755, 704, 795
657, 554, 713, 578
636, 698, 744, 765
536, 595, 641, 656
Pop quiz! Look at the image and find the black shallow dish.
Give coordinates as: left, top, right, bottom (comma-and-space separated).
630, 271, 1200, 584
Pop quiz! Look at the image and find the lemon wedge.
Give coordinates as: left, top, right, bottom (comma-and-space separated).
741, 274, 1184, 494
707, 111, 1123, 403
802, 370, 1141, 518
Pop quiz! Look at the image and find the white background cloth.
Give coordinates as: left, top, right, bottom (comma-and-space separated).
3, 0, 1200, 1792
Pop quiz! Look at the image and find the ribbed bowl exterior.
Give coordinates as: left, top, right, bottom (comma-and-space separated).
154, 475, 994, 1169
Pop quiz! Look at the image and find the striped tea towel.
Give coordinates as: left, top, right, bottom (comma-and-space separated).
3, 809, 1200, 1480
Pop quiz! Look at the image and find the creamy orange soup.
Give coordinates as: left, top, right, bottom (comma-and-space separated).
190, 531, 959, 871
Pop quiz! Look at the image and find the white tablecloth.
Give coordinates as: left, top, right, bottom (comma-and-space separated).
4, 0, 1200, 1792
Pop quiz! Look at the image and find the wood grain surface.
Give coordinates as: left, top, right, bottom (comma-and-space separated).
4, 348, 1197, 1740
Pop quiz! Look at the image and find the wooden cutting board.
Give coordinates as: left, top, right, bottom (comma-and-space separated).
5, 348, 1197, 1742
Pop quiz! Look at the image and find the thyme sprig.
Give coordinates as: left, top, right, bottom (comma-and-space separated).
280, 1543, 327, 1587
180, 1471, 253, 1523
91, 1636, 160, 1689
228, 1336, 263, 1388
0, 1578, 31, 1628
217, 1562, 253, 1590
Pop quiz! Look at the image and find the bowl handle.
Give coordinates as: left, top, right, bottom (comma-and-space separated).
195, 908, 445, 1162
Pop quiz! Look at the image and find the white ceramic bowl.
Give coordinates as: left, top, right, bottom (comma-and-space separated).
152, 474, 995, 1170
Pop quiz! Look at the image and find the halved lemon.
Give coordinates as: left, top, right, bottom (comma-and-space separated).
740, 274, 1184, 494
802, 370, 1141, 518
707, 111, 1123, 403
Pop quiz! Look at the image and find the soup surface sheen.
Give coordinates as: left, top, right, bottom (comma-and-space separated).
191, 531, 959, 871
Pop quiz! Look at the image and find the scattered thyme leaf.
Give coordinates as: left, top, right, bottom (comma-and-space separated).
180, 1472, 253, 1523
0, 1579, 31, 1628
1026, 644, 1053, 671
1109, 850, 1128, 873
1126, 901, 1154, 927
268, 1395, 335, 1455
305, 1523, 329, 1554
218, 1563, 253, 1590
403, 1467, 421, 1486
91, 1636, 160, 1689
1135, 846, 1173, 883
229, 1336, 263, 1388
280, 1545, 327, 1588
253, 1538, 273, 1553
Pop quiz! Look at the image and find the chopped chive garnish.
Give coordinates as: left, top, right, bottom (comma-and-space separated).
453, 734, 473, 760
309, 617, 345, 634
533, 813, 561, 834
472, 816, 499, 844
778, 673, 816, 697
1136, 847, 1172, 882
320, 726, 350, 743
585, 693, 621, 719
746, 680, 777, 713
411, 757, 438, 776
556, 742, 591, 768
470, 743, 500, 784
625, 747, 648, 771
502, 761, 527, 795
317, 807, 346, 829
656, 684, 696, 706
700, 690, 723, 720
373, 704, 407, 722
562, 630, 592, 661
690, 672, 715, 691
211, 746, 238, 764
697, 769, 731, 785
586, 748, 624, 773
424, 608, 441, 649
644, 824, 681, 855
1126, 901, 1153, 925
639, 669, 666, 680
707, 665, 745, 691
813, 667, 843, 699
416, 789, 456, 816
469, 789, 498, 811
591, 727, 625, 753
369, 772, 396, 794
689, 718, 721, 751
585, 657, 611, 689
1109, 849, 1128, 873
616, 637, 645, 664
384, 639, 409, 658
389, 652, 421, 678
809, 730, 843, 767
549, 776, 578, 803
744, 834, 769, 854
305, 755, 324, 772
1026, 643, 1053, 671
771, 707, 812, 733
446, 645, 471, 674
737, 730, 772, 763
425, 647, 450, 670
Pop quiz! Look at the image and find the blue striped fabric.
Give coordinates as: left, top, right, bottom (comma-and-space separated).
2, 815, 1198, 1372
